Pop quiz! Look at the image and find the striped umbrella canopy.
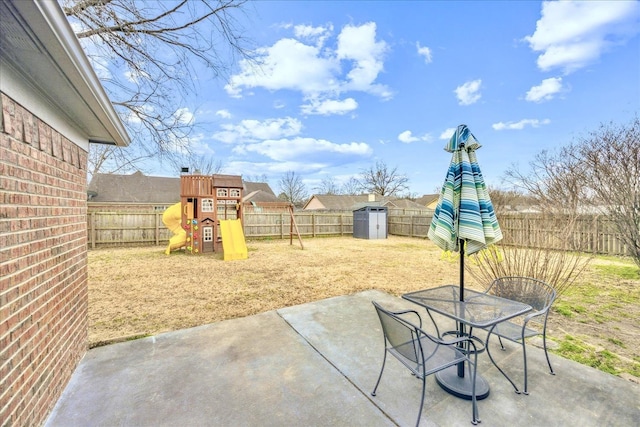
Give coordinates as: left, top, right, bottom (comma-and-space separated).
428, 124, 502, 297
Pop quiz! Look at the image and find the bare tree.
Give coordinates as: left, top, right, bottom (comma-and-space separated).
87, 142, 154, 181
341, 177, 362, 195
485, 187, 534, 215
278, 171, 308, 207
505, 150, 586, 215
504, 116, 640, 269
359, 161, 409, 196
63, 0, 253, 172
185, 155, 224, 175
570, 117, 640, 268
243, 174, 269, 183
314, 178, 341, 195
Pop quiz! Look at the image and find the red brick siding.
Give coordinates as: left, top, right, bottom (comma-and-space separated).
0, 93, 89, 427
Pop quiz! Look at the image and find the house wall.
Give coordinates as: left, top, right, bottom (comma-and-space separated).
0, 93, 89, 426
303, 197, 325, 210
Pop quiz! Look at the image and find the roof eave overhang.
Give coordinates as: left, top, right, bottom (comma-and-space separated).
1, 0, 130, 147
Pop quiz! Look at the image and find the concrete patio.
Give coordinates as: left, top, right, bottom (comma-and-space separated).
45, 290, 640, 427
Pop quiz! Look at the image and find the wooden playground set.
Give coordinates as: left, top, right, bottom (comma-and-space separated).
163, 174, 302, 260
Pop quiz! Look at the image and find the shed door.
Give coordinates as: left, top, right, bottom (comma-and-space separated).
375, 211, 386, 238
369, 211, 386, 239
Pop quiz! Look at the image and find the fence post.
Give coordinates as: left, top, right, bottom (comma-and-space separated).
312, 214, 316, 237
593, 215, 599, 254
90, 211, 96, 249
280, 213, 284, 239
155, 212, 160, 246
409, 215, 416, 237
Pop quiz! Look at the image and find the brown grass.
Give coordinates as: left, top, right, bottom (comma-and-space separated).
88, 236, 639, 379
89, 236, 474, 344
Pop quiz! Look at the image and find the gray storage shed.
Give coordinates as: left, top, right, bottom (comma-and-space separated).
353, 206, 388, 239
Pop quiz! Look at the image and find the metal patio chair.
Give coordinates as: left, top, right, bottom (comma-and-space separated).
483, 276, 557, 395
371, 301, 480, 426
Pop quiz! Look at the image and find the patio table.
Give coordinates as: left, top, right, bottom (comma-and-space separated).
403, 285, 532, 400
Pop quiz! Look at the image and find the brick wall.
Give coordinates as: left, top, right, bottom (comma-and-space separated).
0, 93, 89, 426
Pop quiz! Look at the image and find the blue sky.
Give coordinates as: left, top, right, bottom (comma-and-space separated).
143, 0, 640, 197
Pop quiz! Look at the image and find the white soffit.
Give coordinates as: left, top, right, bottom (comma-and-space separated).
0, 0, 129, 147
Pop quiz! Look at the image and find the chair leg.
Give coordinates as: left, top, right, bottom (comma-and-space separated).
543, 331, 555, 376
522, 340, 529, 395
467, 350, 480, 425
371, 350, 387, 397
497, 335, 505, 350
415, 375, 427, 427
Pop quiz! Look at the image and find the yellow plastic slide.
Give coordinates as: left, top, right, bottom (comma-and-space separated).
219, 219, 248, 261
162, 202, 186, 255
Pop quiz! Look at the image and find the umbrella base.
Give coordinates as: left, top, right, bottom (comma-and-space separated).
435, 365, 490, 400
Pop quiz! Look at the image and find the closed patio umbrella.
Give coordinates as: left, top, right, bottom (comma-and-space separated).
427, 124, 503, 396
428, 124, 503, 299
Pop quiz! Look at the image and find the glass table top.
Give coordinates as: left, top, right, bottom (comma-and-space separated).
403, 285, 532, 328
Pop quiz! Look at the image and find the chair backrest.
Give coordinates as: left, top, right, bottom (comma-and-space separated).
372, 302, 423, 365
487, 276, 556, 312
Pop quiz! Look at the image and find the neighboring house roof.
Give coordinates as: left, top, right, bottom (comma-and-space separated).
243, 190, 282, 204
88, 172, 277, 204
416, 194, 440, 209
0, 0, 129, 147
303, 194, 384, 210
384, 199, 428, 210
88, 171, 180, 203
244, 181, 275, 197
304, 194, 433, 211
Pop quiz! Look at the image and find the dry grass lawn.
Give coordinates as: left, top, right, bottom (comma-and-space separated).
88, 235, 640, 379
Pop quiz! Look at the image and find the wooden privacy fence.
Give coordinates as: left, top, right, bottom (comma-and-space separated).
87, 211, 354, 248
86, 210, 634, 256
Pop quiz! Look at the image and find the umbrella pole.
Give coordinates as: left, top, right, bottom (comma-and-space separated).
458, 238, 466, 378
459, 238, 465, 301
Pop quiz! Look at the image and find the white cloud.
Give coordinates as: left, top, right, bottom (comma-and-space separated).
235, 137, 372, 162
525, 77, 564, 103
336, 22, 391, 98
186, 133, 215, 156
301, 97, 358, 115
439, 128, 457, 140
123, 69, 151, 85
525, 1, 640, 73
174, 107, 194, 125
454, 80, 482, 105
124, 104, 154, 125
398, 130, 432, 144
215, 109, 232, 119
416, 42, 432, 63
225, 38, 339, 97
492, 119, 551, 130
224, 160, 328, 176
294, 24, 333, 47
212, 117, 303, 144
225, 22, 392, 104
